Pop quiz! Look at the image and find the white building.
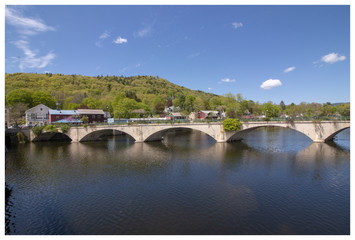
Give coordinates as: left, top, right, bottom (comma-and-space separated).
25, 104, 52, 126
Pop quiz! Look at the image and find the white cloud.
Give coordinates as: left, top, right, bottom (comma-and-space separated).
284, 66, 296, 73
260, 79, 282, 90
12, 40, 55, 70
113, 37, 128, 44
321, 52, 346, 64
232, 22, 243, 29
5, 7, 55, 35
99, 31, 110, 39
137, 27, 151, 37
220, 78, 236, 83
95, 31, 111, 47
188, 52, 200, 59
208, 88, 212, 91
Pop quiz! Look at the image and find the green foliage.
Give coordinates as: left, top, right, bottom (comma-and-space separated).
80, 116, 89, 123
262, 102, 281, 118
6, 89, 33, 107
336, 103, 350, 116
60, 124, 70, 134
43, 124, 58, 133
83, 97, 101, 109
113, 97, 150, 118
280, 100, 286, 111
32, 126, 45, 136
16, 132, 26, 143
223, 118, 242, 131
32, 91, 57, 108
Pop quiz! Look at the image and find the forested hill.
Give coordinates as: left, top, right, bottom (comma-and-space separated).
5, 73, 221, 116
5, 73, 351, 121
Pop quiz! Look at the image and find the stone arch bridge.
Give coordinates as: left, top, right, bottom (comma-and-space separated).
29, 121, 350, 143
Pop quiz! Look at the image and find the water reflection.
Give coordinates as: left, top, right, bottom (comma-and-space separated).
5, 128, 350, 234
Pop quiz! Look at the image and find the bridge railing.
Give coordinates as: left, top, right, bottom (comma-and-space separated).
17, 116, 350, 130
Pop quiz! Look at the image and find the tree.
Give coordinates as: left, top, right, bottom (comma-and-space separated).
209, 96, 223, 110
194, 97, 205, 112
80, 116, 89, 123
184, 95, 196, 112
336, 103, 350, 116
83, 97, 101, 109
236, 93, 244, 103
113, 97, 150, 118
262, 102, 281, 118
154, 101, 165, 115
320, 103, 336, 117
222, 93, 239, 118
7, 103, 28, 126
173, 95, 186, 109
6, 89, 33, 107
280, 100, 286, 111
223, 118, 242, 131
32, 91, 56, 108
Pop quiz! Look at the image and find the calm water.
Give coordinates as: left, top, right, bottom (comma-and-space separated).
5, 127, 350, 235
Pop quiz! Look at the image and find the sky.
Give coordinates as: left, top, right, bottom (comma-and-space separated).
4, 4, 351, 104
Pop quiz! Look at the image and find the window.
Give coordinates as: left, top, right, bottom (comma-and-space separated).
93, 115, 95, 119
98, 115, 101, 118
56, 116, 59, 120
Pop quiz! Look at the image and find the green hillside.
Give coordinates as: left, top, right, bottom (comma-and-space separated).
5, 73, 223, 118
5, 73, 350, 122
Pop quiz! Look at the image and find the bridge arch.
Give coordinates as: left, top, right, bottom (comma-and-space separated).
226, 125, 314, 142
32, 132, 72, 142
323, 127, 350, 141
79, 129, 135, 142
144, 127, 217, 142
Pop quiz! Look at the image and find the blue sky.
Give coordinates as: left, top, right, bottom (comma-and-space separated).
4, 4, 350, 104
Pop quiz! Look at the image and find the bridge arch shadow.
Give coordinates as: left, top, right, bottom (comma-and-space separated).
79, 129, 135, 142
144, 127, 217, 142
33, 132, 72, 142
227, 126, 314, 142
324, 127, 350, 142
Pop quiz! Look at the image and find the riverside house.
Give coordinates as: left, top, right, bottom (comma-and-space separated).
196, 111, 219, 120
166, 112, 186, 121
25, 104, 52, 126
49, 109, 79, 123
77, 109, 105, 123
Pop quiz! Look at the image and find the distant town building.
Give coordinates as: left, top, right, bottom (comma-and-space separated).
196, 111, 219, 120
77, 109, 105, 123
166, 112, 186, 121
240, 115, 259, 120
189, 112, 197, 120
25, 104, 52, 126
164, 106, 180, 113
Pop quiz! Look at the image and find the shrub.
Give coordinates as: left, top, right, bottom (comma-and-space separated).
60, 124, 70, 134
43, 124, 58, 133
223, 118, 242, 131
32, 126, 45, 136
16, 132, 26, 143
80, 116, 89, 123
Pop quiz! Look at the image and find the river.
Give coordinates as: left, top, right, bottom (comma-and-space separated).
5, 127, 350, 235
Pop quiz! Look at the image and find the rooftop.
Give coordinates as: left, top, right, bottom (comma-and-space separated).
49, 109, 79, 115
77, 109, 105, 115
